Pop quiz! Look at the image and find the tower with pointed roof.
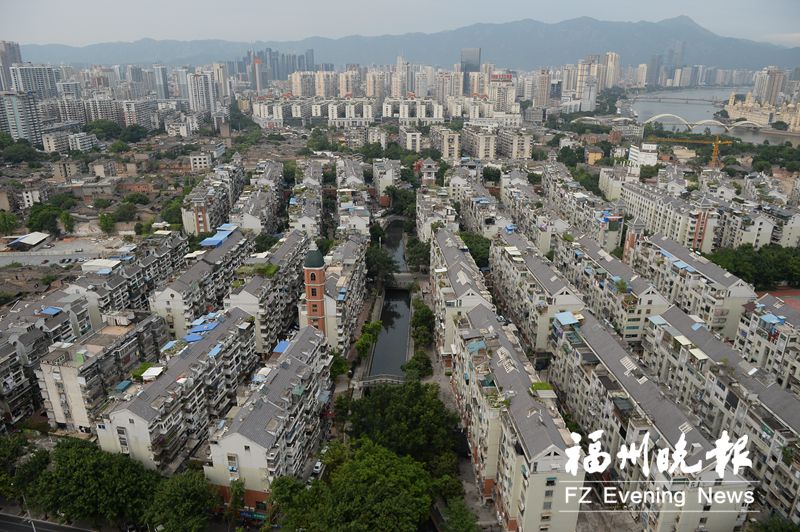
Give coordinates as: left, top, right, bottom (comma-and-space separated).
301, 244, 326, 335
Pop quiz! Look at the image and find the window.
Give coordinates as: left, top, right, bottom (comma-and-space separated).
545, 490, 553, 498
546, 478, 556, 487
244, 445, 250, 452
699, 517, 707, 525
129, 418, 134, 424
542, 502, 552, 510
311, 288, 317, 297
703, 505, 711, 512
310, 273, 316, 281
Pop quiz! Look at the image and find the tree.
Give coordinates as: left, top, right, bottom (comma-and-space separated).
442, 499, 480, 532
146, 470, 216, 532
557, 146, 582, 167
119, 125, 149, 143
123, 192, 150, 204
59, 211, 75, 233
458, 231, 490, 268
48, 193, 78, 210
27, 204, 62, 234
748, 516, 800, 532
109, 140, 130, 153
330, 349, 348, 378
270, 440, 433, 532
639, 164, 664, 180
94, 198, 112, 209
365, 245, 397, 284
406, 237, 430, 271
99, 213, 116, 234
0, 211, 19, 235
83, 119, 122, 140
27, 439, 158, 528
225, 479, 245, 531
347, 381, 460, 481
403, 349, 432, 380
113, 202, 137, 222
283, 160, 298, 185
161, 198, 183, 225
0, 434, 27, 497
254, 233, 279, 253
482, 166, 501, 181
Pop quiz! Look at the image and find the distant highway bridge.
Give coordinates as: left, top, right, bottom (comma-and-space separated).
629, 95, 724, 105
571, 114, 764, 132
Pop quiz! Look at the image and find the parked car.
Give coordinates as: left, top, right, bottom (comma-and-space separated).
312, 461, 323, 475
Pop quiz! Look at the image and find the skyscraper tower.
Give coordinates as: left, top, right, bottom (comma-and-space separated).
0, 41, 22, 91
153, 64, 169, 99
460, 48, 481, 95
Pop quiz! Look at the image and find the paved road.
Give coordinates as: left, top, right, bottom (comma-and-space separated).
0, 513, 91, 531
0, 254, 99, 267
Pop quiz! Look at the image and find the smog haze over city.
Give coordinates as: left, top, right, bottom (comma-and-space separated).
0, 1, 800, 531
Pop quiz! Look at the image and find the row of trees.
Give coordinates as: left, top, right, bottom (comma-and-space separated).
458, 231, 491, 268
707, 244, 800, 291
272, 382, 478, 531
0, 436, 217, 531
403, 298, 435, 379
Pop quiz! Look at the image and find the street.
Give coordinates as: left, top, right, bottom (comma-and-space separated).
0, 513, 91, 532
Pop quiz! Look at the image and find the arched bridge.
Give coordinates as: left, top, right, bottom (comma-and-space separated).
359, 374, 405, 387
643, 114, 764, 132
630, 95, 723, 104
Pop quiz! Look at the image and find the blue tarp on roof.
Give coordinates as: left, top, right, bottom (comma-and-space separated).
115, 380, 132, 392
555, 311, 579, 326
660, 250, 675, 259
183, 333, 203, 343
217, 223, 238, 231
190, 322, 219, 334
191, 316, 206, 326
761, 313, 784, 325
207, 344, 223, 358
691, 322, 706, 331
40, 306, 62, 316
96, 268, 113, 275
161, 340, 177, 351
274, 340, 290, 353
648, 315, 667, 325
200, 230, 233, 247
466, 339, 486, 353
289, 197, 299, 205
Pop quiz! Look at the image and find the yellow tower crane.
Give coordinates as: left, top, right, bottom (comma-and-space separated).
646, 135, 733, 168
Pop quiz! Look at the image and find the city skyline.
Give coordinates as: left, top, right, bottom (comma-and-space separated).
3, 0, 800, 47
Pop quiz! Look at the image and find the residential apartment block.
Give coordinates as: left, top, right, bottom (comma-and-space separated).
490, 229, 583, 355
298, 235, 368, 354
461, 126, 497, 160
415, 186, 459, 243
430, 229, 493, 362
36, 312, 168, 433
150, 226, 253, 338
96, 308, 257, 472
204, 326, 331, 507
181, 163, 248, 236
552, 234, 670, 342
625, 234, 756, 339
497, 128, 533, 160
226, 230, 309, 354
549, 310, 749, 531
450, 304, 583, 532
430, 125, 460, 161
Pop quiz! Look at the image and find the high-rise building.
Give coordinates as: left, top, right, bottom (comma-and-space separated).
187, 71, 217, 113
304, 49, 315, 72
174, 67, 189, 98
534, 69, 550, 107
0, 91, 42, 144
760, 66, 786, 106
580, 76, 598, 112
10, 63, 59, 99
603, 51, 620, 89
0, 41, 22, 91
153, 64, 169, 99
460, 47, 481, 95
647, 54, 662, 87
212, 62, 229, 99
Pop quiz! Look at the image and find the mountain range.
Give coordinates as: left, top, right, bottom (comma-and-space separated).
19, 16, 800, 69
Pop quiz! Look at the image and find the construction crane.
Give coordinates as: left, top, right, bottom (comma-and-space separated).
645, 135, 733, 168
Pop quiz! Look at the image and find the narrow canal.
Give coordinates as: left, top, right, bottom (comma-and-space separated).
369, 219, 411, 377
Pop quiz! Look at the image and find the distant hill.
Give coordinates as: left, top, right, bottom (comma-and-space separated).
20, 16, 800, 69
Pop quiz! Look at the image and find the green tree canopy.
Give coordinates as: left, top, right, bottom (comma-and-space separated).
99, 213, 116, 234
27, 204, 63, 234
59, 211, 75, 233
365, 245, 397, 284
113, 202, 138, 222
84, 119, 122, 140
0, 211, 19, 235
146, 470, 217, 532
270, 440, 433, 532
458, 231, 490, 268
123, 192, 150, 205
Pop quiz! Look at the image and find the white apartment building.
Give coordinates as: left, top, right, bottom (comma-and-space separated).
462, 126, 497, 160
225, 231, 308, 354
430, 126, 460, 161
96, 308, 257, 472
620, 183, 719, 253
42, 131, 69, 153
490, 229, 584, 355
150, 227, 253, 338
372, 158, 401, 198
549, 310, 749, 532
642, 306, 800, 524
416, 187, 459, 243
204, 326, 331, 508
36, 313, 167, 434
627, 142, 658, 176
430, 230, 493, 362
288, 160, 322, 238
552, 234, 670, 342
497, 128, 533, 160
399, 126, 422, 153
626, 234, 756, 339
67, 132, 99, 152
736, 294, 800, 392
450, 305, 583, 532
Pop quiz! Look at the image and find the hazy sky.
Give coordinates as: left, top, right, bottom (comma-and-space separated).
3, 0, 799, 47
